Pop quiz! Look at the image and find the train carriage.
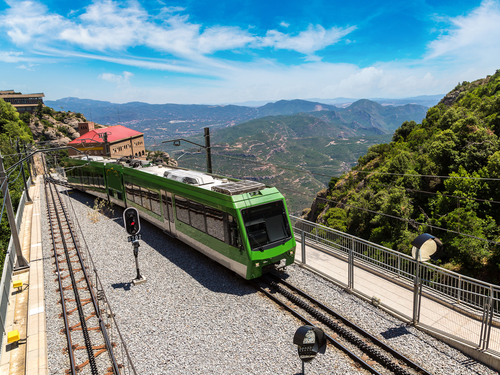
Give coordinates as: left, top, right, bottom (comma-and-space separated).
64, 156, 296, 279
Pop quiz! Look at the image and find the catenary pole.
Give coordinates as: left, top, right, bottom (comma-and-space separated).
204, 127, 212, 174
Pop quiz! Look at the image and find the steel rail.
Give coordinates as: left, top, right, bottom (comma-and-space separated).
61, 186, 138, 375
250, 279, 382, 375
45, 180, 77, 375
46, 179, 99, 374
267, 273, 433, 375
51, 179, 121, 374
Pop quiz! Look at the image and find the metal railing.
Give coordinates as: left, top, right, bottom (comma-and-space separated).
291, 215, 500, 354
0, 176, 31, 355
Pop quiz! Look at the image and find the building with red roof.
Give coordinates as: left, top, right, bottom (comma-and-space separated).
68, 122, 146, 159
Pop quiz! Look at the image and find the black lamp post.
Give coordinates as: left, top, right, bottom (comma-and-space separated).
162, 127, 212, 174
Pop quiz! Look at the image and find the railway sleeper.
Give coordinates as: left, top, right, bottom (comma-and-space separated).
269, 281, 413, 375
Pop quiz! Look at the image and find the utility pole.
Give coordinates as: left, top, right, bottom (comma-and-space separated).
162, 126, 213, 174
204, 127, 212, 174
98, 132, 110, 157
0, 153, 30, 271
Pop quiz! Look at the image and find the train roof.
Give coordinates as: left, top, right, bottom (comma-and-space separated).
71, 155, 267, 196
140, 165, 267, 196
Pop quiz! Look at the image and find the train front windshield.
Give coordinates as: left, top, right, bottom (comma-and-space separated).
242, 200, 292, 251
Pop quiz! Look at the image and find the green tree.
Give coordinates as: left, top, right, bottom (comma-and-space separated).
0, 100, 32, 142
0, 100, 33, 276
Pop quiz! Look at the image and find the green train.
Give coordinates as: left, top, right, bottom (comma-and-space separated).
64, 156, 296, 279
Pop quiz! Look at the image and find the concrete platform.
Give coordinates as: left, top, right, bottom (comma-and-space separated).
0, 176, 48, 375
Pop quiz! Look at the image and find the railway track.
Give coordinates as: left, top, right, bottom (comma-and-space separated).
253, 273, 433, 375
44, 178, 132, 375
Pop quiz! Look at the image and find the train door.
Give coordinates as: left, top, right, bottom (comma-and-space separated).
161, 190, 176, 236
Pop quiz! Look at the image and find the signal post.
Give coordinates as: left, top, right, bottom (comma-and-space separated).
123, 207, 146, 285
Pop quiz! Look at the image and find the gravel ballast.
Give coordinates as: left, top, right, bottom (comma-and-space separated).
41, 187, 499, 375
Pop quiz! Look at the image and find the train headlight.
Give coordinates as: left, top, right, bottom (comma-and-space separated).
255, 263, 260, 267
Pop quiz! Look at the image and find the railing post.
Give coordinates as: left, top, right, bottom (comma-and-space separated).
301, 231, 306, 265
485, 288, 494, 350
397, 254, 401, 277
348, 237, 354, 290
413, 259, 421, 325
457, 276, 462, 303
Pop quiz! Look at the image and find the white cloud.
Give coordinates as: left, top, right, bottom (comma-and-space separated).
2, 0, 498, 104
98, 71, 134, 85
426, 0, 500, 64
16, 63, 38, 71
0, 1, 69, 44
0, 0, 353, 60
257, 24, 357, 56
0, 51, 23, 63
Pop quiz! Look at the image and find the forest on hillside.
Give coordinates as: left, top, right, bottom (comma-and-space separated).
307, 70, 500, 284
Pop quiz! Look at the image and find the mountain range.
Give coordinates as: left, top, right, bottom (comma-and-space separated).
45, 97, 430, 146
159, 100, 425, 213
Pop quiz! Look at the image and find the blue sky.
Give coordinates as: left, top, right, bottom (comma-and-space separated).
0, 0, 498, 104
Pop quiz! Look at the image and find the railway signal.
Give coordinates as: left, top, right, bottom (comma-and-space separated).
123, 207, 146, 285
293, 325, 326, 374
123, 207, 141, 235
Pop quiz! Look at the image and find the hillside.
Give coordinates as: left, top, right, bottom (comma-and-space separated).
160, 112, 396, 214
45, 98, 428, 145
305, 70, 500, 283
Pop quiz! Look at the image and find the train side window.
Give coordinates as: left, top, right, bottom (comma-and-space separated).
150, 189, 161, 216
206, 206, 225, 242
189, 200, 206, 232
167, 192, 174, 223
161, 190, 169, 222
141, 187, 152, 211
175, 195, 190, 225
125, 181, 133, 202
82, 170, 89, 186
132, 184, 142, 206
96, 173, 104, 188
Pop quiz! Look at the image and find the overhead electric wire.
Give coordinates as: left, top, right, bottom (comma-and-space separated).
211, 148, 500, 202
211, 151, 500, 182
353, 169, 500, 181
175, 147, 500, 245
211, 152, 335, 178
274, 184, 500, 246
216, 165, 500, 246
371, 182, 500, 206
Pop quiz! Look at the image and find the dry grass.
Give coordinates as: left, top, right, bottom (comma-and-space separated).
87, 198, 114, 223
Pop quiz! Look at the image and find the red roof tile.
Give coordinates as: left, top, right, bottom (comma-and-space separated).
68, 125, 142, 144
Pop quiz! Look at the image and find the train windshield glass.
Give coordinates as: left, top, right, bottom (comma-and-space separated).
241, 200, 291, 250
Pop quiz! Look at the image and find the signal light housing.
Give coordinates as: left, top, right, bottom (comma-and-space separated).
123, 207, 141, 235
